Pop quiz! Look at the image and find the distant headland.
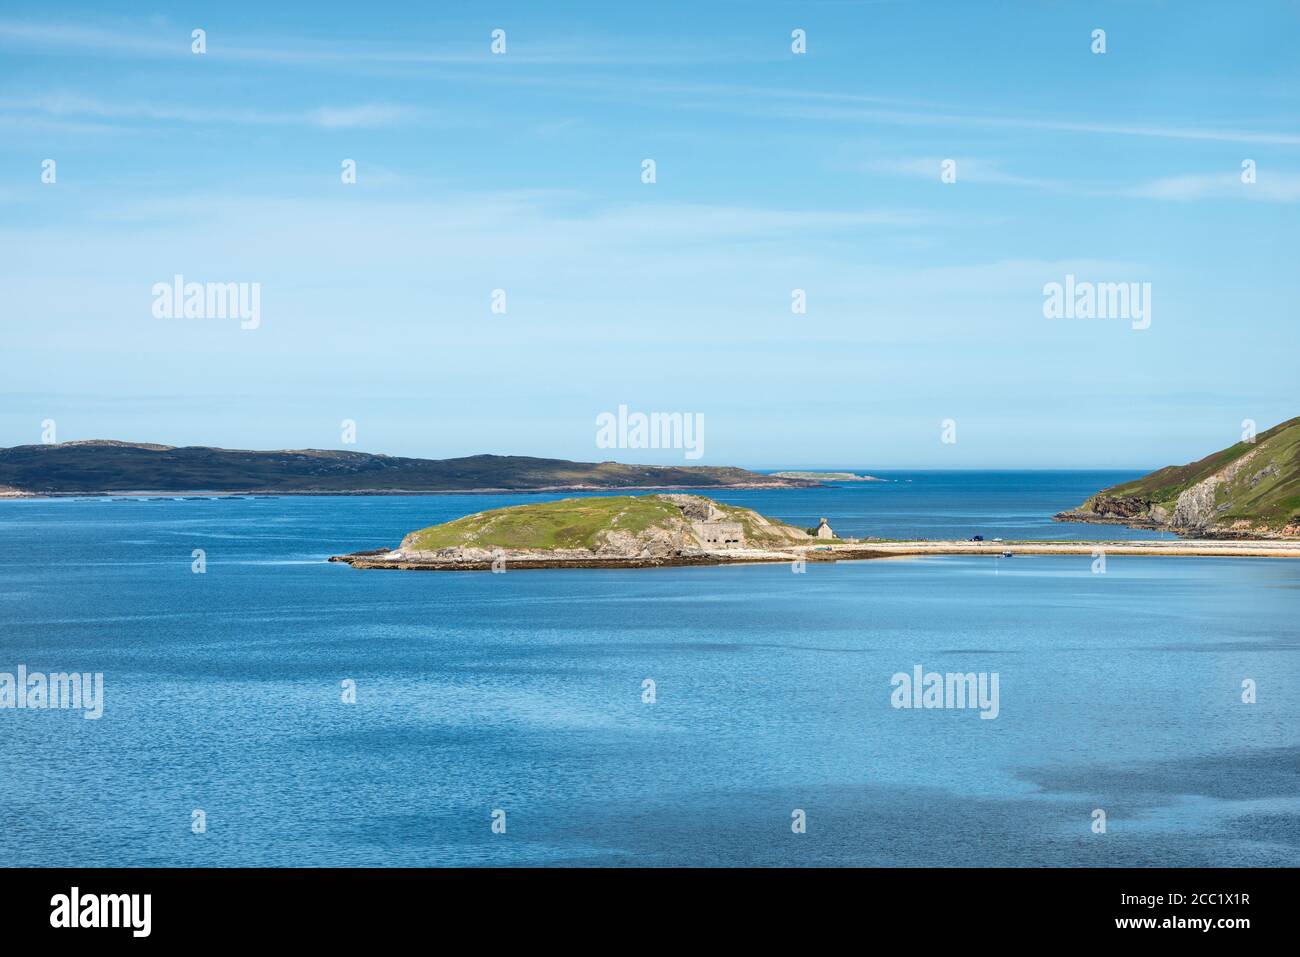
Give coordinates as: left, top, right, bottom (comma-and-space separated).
0, 440, 815, 496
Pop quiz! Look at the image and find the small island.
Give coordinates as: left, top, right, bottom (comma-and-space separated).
329, 494, 890, 570
770, 471, 885, 482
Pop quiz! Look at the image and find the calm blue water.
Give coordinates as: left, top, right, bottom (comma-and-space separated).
1, 472, 1297, 866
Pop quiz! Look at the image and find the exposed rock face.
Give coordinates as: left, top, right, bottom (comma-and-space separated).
657, 493, 725, 523
1079, 495, 1153, 520
1171, 447, 1261, 530
1247, 463, 1280, 489
1054, 495, 1170, 533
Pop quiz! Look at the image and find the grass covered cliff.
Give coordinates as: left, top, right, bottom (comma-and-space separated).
1057, 417, 1300, 537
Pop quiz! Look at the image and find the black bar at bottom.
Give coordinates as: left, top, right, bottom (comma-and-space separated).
0, 867, 1284, 943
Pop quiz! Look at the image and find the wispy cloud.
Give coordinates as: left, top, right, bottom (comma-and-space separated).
1126, 171, 1300, 202
0, 18, 761, 67
6, 18, 1297, 149
762, 100, 1300, 147
0, 93, 427, 129
863, 157, 1069, 192
865, 155, 1300, 203
306, 104, 425, 129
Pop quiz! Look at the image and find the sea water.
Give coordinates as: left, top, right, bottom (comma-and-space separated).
0, 472, 1296, 865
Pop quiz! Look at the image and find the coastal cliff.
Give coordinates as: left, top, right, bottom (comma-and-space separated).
1055, 417, 1300, 538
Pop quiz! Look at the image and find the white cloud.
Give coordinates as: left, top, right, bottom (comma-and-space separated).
1126, 171, 1300, 202
863, 157, 1068, 191
0, 18, 755, 67
864, 155, 1300, 204
0, 93, 427, 129
759, 100, 1300, 148
305, 104, 426, 129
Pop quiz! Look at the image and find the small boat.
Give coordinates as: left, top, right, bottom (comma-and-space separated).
1001, 551, 1013, 558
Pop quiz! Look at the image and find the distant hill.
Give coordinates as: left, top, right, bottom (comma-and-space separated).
1056, 417, 1300, 537
0, 441, 809, 495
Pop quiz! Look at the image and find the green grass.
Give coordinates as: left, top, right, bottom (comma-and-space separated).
1087, 416, 1300, 529
406, 495, 684, 551
404, 494, 825, 551
1211, 422, 1300, 526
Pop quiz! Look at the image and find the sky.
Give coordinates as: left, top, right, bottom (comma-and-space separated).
1, 0, 1297, 468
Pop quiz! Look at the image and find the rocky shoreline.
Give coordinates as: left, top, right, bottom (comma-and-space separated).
1055, 499, 1300, 540
329, 537, 1300, 571
330, 543, 899, 571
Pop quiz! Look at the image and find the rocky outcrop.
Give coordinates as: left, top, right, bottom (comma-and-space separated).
1055, 495, 1168, 530
1170, 447, 1261, 530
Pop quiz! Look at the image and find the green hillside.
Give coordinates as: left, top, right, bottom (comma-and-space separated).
404, 494, 820, 552
407, 496, 681, 551
1066, 417, 1300, 535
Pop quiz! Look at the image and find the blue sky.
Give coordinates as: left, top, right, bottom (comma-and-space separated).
1, 1, 1296, 468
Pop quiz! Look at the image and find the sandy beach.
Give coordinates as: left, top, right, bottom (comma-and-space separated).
817, 539, 1300, 559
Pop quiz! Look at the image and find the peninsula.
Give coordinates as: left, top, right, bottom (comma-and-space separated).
0, 441, 812, 496
330, 493, 1300, 571
1055, 416, 1300, 538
